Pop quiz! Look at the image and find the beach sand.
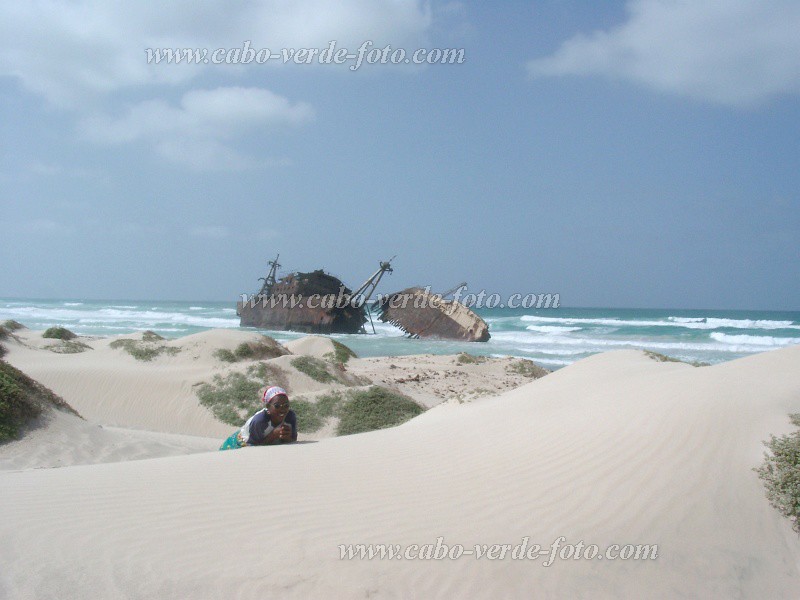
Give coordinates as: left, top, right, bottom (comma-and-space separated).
1, 328, 799, 598
0, 329, 540, 443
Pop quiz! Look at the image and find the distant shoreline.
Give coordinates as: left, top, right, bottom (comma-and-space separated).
2, 299, 799, 370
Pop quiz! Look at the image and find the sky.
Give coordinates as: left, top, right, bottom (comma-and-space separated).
1, 0, 798, 310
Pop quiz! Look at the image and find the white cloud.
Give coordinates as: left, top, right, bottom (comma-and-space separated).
79, 87, 313, 170
0, 0, 432, 107
527, 0, 800, 106
1, 2, 428, 169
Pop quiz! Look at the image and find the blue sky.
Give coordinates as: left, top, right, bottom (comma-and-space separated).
1, 1, 798, 309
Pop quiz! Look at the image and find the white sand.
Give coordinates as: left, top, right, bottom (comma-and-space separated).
2, 329, 530, 436
2, 339, 799, 598
0, 409, 219, 471
2, 329, 276, 437
348, 353, 546, 407
283, 335, 339, 359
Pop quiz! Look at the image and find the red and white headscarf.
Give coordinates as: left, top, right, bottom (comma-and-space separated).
262, 386, 288, 406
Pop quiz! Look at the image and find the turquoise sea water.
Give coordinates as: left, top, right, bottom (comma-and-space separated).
1, 298, 798, 369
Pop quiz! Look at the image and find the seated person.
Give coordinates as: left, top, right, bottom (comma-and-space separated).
220, 386, 297, 450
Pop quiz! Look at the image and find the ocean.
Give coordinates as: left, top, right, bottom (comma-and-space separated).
1, 298, 798, 370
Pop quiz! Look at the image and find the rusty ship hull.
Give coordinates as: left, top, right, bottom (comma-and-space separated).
238, 270, 366, 334
376, 287, 490, 342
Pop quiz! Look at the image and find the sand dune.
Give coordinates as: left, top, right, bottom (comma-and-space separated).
283, 334, 340, 358
2, 345, 799, 598
0, 408, 219, 471
2, 329, 535, 439
2, 329, 254, 437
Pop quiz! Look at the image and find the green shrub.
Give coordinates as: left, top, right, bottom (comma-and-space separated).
197, 372, 263, 426
141, 330, 164, 342
234, 342, 255, 359
756, 413, 800, 533
0, 321, 23, 342
456, 352, 486, 365
212, 337, 287, 363
213, 348, 237, 363
46, 340, 92, 354
247, 362, 290, 392
43, 326, 77, 340
197, 363, 289, 426
0, 360, 78, 443
109, 338, 180, 361
336, 386, 424, 436
324, 340, 357, 364
506, 359, 547, 378
305, 387, 423, 436
316, 391, 345, 418
0, 368, 28, 441
289, 398, 325, 433
644, 350, 682, 363
214, 404, 242, 426
198, 367, 425, 436
238, 337, 287, 360
644, 350, 709, 367
292, 356, 335, 383
264, 391, 344, 435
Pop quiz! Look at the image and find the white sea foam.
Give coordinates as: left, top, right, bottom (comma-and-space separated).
0, 306, 238, 329
532, 348, 592, 356
703, 318, 798, 330
668, 317, 705, 323
520, 315, 665, 328
2, 306, 96, 321
709, 332, 800, 347
525, 325, 582, 334
495, 330, 781, 355
533, 357, 572, 366
520, 315, 799, 330
3, 300, 796, 369
367, 320, 407, 337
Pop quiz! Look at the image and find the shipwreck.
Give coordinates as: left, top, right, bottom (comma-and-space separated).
374, 284, 491, 342
237, 255, 393, 334
238, 256, 491, 342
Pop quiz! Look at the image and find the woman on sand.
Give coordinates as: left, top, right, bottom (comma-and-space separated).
219, 386, 297, 450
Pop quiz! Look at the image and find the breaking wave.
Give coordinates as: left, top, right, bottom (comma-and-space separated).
709, 333, 800, 347
2, 299, 798, 368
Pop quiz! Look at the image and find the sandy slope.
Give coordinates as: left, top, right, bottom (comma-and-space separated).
2, 329, 536, 439
349, 353, 547, 407
0, 409, 219, 471
2, 346, 799, 598
2, 329, 252, 437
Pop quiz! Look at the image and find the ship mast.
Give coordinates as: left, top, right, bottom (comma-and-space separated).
350, 257, 394, 302
350, 257, 395, 334
258, 253, 281, 296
